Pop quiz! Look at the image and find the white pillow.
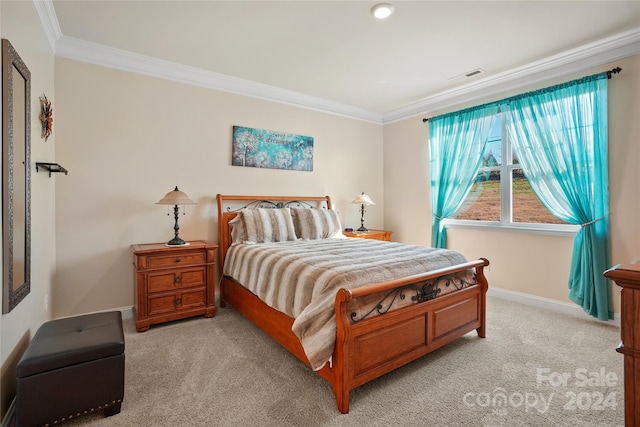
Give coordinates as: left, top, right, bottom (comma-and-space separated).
240, 208, 297, 243
228, 214, 245, 245
291, 208, 344, 239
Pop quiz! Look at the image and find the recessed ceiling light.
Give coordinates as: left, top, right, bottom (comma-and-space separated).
371, 3, 394, 19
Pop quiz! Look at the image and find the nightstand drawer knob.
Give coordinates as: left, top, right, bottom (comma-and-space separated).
175, 276, 182, 284
175, 257, 181, 263
175, 298, 182, 306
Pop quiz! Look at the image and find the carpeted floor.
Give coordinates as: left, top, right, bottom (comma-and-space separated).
65, 296, 623, 426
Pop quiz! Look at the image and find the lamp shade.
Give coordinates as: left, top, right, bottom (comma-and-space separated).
156, 186, 195, 206
352, 193, 375, 206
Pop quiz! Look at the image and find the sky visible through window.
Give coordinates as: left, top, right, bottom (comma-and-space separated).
483, 116, 503, 166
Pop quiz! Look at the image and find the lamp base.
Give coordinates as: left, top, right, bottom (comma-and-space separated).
356, 226, 369, 232
166, 236, 188, 246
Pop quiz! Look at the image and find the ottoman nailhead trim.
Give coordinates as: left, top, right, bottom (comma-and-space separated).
46, 402, 121, 426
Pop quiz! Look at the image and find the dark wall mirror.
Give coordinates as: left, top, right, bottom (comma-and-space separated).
2, 38, 31, 313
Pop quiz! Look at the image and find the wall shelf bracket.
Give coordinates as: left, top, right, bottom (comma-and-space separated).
36, 162, 68, 177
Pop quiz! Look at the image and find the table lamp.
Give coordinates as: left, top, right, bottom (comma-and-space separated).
352, 192, 375, 232
156, 186, 195, 246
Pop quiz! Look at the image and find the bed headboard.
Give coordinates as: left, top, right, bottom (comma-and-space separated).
216, 194, 332, 267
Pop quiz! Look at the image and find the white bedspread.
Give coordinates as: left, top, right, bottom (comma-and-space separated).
223, 238, 471, 370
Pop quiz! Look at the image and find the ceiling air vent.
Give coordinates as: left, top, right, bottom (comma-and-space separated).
465, 68, 483, 77
448, 68, 485, 82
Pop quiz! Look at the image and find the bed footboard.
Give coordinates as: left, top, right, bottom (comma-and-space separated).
328, 258, 489, 413
332, 259, 489, 413
221, 258, 489, 414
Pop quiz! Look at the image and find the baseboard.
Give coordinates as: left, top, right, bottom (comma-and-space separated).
118, 306, 134, 320
487, 287, 620, 327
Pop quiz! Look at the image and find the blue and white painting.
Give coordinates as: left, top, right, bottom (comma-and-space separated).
232, 126, 314, 171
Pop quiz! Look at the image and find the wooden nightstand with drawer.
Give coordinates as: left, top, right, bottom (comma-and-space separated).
131, 240, 217, 332
343, 229, 392, 241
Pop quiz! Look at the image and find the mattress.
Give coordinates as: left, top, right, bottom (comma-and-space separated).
223, 238, 475, 370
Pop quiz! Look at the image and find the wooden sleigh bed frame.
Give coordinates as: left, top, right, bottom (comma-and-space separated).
216, 194, 489, 413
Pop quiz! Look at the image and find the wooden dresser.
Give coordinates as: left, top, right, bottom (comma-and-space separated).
343, 229, 392, 241
131, 240, 217, 332
604, 259, 640, 427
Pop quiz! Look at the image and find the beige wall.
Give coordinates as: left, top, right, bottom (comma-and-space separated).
0, 0, 56, 418
2, 3, 637, 420
384, 54, 640, 315
53, 58, 383, 317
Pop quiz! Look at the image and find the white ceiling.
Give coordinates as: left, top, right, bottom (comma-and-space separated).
42, 1, 640, 123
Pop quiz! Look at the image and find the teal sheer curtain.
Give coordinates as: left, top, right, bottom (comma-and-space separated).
428, 105, 499, 248
503, 73, 612, 320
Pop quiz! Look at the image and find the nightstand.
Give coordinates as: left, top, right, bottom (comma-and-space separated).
131, 240, 217, 332
604, 259, 640, 425
343, 229, 392, 241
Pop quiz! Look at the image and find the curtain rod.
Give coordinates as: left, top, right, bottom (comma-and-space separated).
421, 66, 622, 123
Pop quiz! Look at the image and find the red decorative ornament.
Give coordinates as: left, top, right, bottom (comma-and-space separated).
39, 94, 53, 141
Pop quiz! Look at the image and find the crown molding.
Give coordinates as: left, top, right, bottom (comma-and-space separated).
33, 0, 61, 55
35, 0, 639, 125
383, 27, 640, 123
53, 35, 384, 124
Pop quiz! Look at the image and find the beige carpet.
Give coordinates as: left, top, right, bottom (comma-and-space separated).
65, 296, 623, 426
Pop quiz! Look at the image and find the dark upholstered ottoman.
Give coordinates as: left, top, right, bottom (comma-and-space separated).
16, 311, 125, 427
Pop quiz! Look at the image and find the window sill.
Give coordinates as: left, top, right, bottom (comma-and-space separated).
442, 219, 579, 237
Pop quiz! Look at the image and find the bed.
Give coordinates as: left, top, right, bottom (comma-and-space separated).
216, 194, 489, 413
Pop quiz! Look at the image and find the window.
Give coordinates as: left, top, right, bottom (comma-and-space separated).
430, 71, 611, 319
449, 114, 569, 227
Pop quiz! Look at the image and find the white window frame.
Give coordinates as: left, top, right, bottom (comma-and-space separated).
442, 113, 580, 237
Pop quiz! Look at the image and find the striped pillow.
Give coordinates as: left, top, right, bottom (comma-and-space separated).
240, 208, 297, 243
292, 208, 343, 240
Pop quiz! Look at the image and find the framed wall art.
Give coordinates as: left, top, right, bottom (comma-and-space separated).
232, 126, 314, 171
